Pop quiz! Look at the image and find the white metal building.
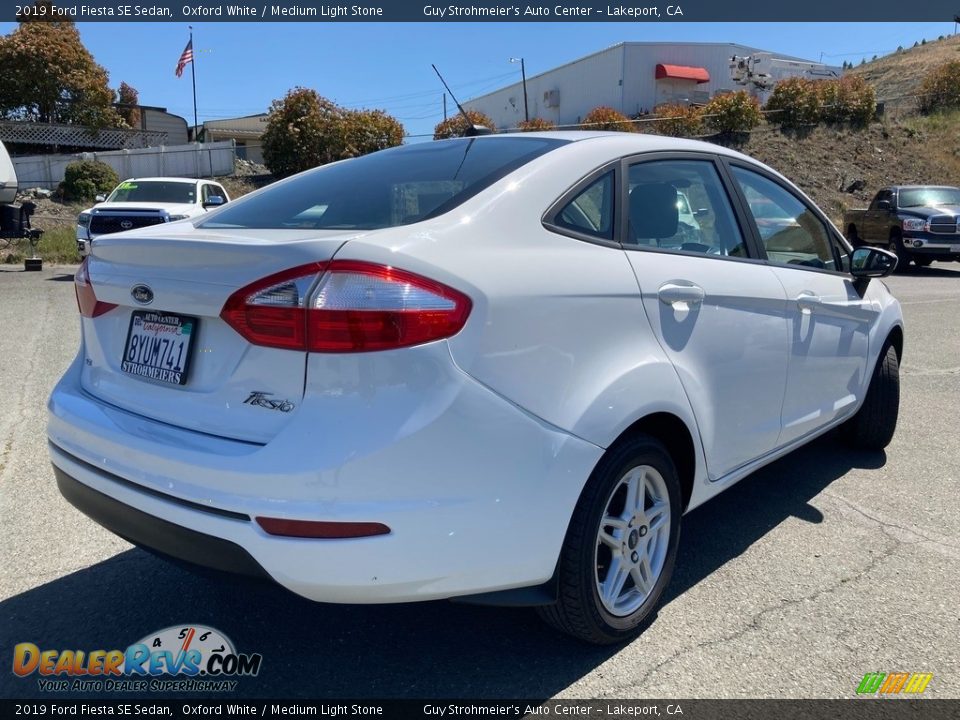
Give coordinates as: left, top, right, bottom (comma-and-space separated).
465, 42, 840, 131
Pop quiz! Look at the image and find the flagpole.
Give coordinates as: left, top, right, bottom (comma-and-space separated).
189, 26, 198, 141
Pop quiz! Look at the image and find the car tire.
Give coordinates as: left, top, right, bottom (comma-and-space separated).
537, 435, 682, 645
913, 257, 933, 267
888, 233, 909, 272
844, 344, 900, 451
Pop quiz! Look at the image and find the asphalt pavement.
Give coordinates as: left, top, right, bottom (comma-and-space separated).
1, 262, 958, 700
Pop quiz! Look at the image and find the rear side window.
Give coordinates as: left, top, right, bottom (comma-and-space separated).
199, 137, 567, 231
553, 172, 615, 240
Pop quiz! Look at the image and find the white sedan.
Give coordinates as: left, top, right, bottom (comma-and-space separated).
48, 132, 903, 644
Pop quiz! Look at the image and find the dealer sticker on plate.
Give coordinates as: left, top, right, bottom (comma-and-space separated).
122, 311, 197, 385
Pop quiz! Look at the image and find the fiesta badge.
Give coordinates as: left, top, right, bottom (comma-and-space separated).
131, 284, 154, 305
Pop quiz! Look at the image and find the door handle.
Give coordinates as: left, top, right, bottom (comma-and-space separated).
796, 293, 822, 313
658, 283, 705, 307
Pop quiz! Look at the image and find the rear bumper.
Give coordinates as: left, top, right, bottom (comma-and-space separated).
53, 460, 270, 580
47, 349, 602, 604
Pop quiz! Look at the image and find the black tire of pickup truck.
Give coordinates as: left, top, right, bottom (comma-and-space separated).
844, 344, 899, 451
888, 232, 909, 273
914, 257, 933, 267
846, 226, 861, 247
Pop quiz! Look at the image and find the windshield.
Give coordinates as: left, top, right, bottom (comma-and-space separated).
898, 187, 960, 208
198, 137, 567, 231
107, 180, 197, 204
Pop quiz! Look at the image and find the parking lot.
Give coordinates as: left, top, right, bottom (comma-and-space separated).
1, 262, 958, 700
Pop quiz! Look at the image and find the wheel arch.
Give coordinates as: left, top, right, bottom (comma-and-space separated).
886, 324, 904, 362
609, 412, 696, 513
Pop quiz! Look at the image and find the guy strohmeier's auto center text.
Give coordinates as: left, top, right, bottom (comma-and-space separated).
15, 3, 684, 20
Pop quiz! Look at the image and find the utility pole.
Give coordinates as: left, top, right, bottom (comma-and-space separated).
510, 57, 529, 123
443, 93, 447, 120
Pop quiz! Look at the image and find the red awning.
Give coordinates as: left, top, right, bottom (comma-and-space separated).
655, 64, 710, 84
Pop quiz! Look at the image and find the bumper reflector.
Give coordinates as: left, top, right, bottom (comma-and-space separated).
255, 517, 391, 539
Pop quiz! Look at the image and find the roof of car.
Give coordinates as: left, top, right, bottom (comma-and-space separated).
462, 130, 760, 162
120, 177, 209, 184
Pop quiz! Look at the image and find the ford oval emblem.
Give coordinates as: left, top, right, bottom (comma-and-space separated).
120, 220, 134, 230
131, 284, 154, 305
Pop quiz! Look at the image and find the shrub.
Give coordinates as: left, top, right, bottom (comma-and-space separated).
764, 77, 822, 129
59, 160, 118, 202
648, 103, 703, 137
581, 106, 635, 132
433, 110, 495, 139
701, 91, 762, 134
918, 60, 960, 113
516, 117, 556, 131
818, 76, 877, 126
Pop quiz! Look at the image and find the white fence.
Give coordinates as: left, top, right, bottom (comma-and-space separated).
12, 141, 237, 190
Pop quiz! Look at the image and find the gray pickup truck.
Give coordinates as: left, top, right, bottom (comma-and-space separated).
843, 186, 960, 270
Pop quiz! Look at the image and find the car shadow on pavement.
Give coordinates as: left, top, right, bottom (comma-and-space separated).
1, 435, 884, 700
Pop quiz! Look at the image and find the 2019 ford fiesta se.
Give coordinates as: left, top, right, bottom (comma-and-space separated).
47, 133, 903, 644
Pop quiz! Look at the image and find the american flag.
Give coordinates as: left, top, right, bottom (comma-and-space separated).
175, 40, 193, 78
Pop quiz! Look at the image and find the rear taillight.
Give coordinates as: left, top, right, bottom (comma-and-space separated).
74, 257, 117, 318
221, 261, 471, 353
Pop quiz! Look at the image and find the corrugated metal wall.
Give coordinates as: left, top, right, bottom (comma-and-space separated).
466, 42, 840, 129
465, 45, 625, 130
142, 108, 189, 146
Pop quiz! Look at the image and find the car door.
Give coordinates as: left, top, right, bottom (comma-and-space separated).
726, 163, 878, 446
864, 190, 892, 242
621, 155, 791, 481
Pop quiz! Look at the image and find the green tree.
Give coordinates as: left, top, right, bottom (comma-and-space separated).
432, 109, 495, 139
338, 108, 404, 157
0, 1, 120, 127
262, 87, 405, 178
117, 81, 141, 128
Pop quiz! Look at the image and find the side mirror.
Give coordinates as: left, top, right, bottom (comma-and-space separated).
203, 195, 226, 209
851, 246, 897, 285
694, 208, 711, 219
95, 194, 106, 203
875, 200, 891, 211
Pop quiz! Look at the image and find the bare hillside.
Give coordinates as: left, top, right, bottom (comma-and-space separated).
848, 33, 960, 102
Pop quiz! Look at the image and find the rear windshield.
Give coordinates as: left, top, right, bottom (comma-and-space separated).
198, 137, 567, 231
107, 181, 197, 204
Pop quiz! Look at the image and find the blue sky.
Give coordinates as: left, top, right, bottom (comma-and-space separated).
1, 21, 955, 138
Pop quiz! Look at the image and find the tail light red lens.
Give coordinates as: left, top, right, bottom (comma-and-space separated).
221, 261, 471, 353
74, 257, 118, 318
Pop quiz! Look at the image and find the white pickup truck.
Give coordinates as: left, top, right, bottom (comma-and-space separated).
76, 177, 230, 256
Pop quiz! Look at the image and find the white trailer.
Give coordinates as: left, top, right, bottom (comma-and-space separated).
0, 140, 17, 204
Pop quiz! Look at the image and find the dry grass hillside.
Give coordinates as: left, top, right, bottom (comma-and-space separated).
732, 111, 960, 225
848, 33, 960, 102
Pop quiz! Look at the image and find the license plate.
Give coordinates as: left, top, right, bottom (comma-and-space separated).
121, 311, 197, 386
951, 245, 960, 253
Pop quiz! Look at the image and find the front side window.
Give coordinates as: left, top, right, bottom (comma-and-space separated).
553, 172, 615, 240
731, 166, 840, 271
198, 137, 567, 231
626, 159, 746, 257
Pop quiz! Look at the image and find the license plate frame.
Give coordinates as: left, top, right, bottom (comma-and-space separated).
121, 311, 198, 386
